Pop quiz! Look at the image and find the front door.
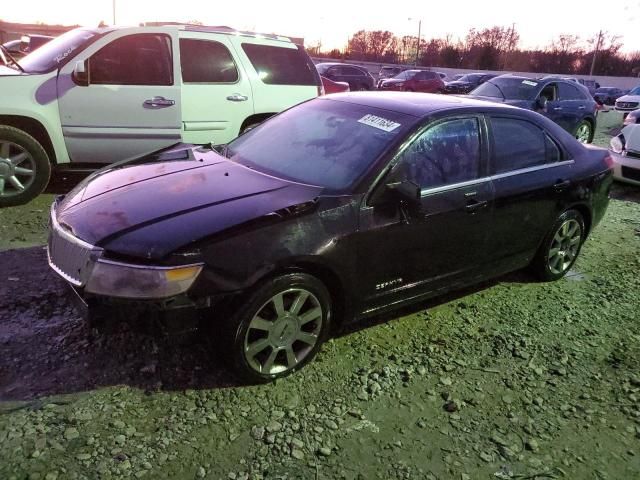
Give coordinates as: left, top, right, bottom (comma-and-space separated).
357, 116, 493, 312
57, 29, 182, 164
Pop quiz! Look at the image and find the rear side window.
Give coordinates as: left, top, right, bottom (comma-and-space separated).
90, 34, 173, 86
423, 71, 438, 79
179, 39, 238, 83
241, 43, 316, 85
343, 66, 365, 76
490, 118, 560, 173
559, 82, 584, 100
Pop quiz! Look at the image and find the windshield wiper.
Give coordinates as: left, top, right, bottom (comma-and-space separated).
0, 45, 24, 73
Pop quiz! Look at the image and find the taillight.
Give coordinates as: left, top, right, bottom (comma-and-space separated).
604, 154, 615, 169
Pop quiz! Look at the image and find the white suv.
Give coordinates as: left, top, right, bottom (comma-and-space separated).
0, 25, 322, 206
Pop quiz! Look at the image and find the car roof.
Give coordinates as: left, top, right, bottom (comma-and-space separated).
316, 62, 367, 69
321, 92, 522, 117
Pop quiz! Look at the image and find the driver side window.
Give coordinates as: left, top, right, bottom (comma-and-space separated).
539, 83, 558, 102
395, 118, 481, 190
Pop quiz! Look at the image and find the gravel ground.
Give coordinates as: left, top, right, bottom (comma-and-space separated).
1, 114, 639, 479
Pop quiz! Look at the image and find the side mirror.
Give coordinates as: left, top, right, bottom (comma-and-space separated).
536, 95, 548, 110
72, 61, 89, 86
386, 180, 421, 206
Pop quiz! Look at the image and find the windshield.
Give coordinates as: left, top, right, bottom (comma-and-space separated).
393, 70, 416, 80
472, 77, 540, 100
629, 86, 640, 95
458, 74, 482, 83
19, 29, 100, 73
226, 99, 414, 191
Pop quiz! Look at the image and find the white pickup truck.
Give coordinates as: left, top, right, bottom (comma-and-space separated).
0, 24, 322, 206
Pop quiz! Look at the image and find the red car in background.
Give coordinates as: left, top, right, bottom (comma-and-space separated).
378, 69, 445, 93
321, 75, 350, 94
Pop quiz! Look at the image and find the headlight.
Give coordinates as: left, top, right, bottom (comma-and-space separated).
624, 111, 639, 125
85, 259, 203, 299
610, 135, 625, 154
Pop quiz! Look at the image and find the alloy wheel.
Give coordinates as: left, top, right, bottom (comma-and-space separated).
575, 123, 591, 144
243, 288, 323, 375
0, 141, 36, 198
547, 219, 582, 275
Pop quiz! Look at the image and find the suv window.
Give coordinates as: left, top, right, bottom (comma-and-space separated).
179, 39, 238, 83
423, 71, 438, 79
343, 66, 365, 76
241, 43, 316, 85
559, 82, 583, 100
90, 34, 173, 86
490, 118, 560, 173
396, 118, 481, 189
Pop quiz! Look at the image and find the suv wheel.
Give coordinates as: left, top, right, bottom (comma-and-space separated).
0, 126, 51, 208
531, 209, 585, 281
218, 273, 332, 382
574, 120, 592, 144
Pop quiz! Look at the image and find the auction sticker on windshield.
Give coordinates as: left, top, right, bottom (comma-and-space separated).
522, 80, 538, 87
358, 114, 401, 132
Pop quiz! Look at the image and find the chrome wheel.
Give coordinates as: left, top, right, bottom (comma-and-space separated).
244, 288, 323, 375
575, 122, 591, 144
547, 219, 582, 275
0, 141, 36, 199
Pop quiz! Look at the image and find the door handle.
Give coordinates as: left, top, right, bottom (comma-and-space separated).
553, 179, 571, 192
227, 93, 249, 102
553, 106, 563, 111
578, 105, 585, 110
143, 96, 175, 108
465, 198, 488, 213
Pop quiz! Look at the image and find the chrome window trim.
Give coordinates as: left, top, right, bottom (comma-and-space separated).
418, 159, 574, 197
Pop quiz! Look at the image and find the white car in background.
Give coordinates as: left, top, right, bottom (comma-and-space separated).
0, 25, 322, 207
610, 122, 640, 186
615, 85, 640, 116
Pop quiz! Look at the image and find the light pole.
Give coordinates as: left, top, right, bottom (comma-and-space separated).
408, 18, 422, 66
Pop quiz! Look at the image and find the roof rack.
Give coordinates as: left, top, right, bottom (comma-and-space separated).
141, 22, 291, 42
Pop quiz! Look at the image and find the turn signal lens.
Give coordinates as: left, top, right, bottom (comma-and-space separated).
610, 135, 625, 154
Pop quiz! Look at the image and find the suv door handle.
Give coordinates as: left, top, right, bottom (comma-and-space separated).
553, 179, 571, 191
553, 106, 563, 111
143, 96, 175, 108
227, 93, 249, 102
578, 105, 585, 110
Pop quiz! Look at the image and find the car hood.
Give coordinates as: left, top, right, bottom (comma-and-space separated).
446, 81, 471, 87
617, 94, 640, 103
56, 145, 324, 260
622, 124, 640, 150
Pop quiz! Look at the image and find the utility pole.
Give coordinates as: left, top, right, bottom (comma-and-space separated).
112, 0, 116, 25
590, 30, 603, 76
415, 19, 422, 66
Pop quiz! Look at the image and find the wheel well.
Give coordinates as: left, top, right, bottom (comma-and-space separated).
0, 115, 57, 164
239, 113, 275, 135
571, 204, 592, 236
267, 262, 348, 334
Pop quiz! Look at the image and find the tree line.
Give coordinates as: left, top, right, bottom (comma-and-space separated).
309, 26, 640, 77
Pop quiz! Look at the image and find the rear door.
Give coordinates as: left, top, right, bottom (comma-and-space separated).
558, 81, 585, 132
57, 29, 182, 164
487, 115, 575, 263
178, 34, 253, 145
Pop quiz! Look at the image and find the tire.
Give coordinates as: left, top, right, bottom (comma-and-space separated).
217, 273, 332, 383
530, 209, 585, 282
0, 126, 51, 208
240, 122, 261, 135
574, 120, 592, 144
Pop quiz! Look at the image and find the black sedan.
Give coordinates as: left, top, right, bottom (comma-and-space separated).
48, 93, 612, 382
593, 87, 626, 106
443, 73, 496, 94
315, 62, 375, 91
469, 75, 599, 143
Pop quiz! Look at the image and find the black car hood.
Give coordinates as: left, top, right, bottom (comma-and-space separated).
57, 146, 323, 260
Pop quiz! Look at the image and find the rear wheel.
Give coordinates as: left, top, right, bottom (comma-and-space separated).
217, 273, 332, 383
530, 209, 585, 281
0, 126, 51, 208
574, 120, 592, 144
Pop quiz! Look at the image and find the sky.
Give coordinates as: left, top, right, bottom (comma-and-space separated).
2, 0, 640, 53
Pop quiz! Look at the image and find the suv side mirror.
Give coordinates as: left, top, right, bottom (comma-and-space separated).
536, 95, 548, 110
72, 61, 89, 86
386, 180, 421, 206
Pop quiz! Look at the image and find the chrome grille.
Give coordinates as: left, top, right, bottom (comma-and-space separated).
47, 203, 102, 286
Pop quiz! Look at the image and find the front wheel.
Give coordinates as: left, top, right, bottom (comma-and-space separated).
218, 273, 332, 383
0, 126, 51, 208
574, 120, 592, 144
530, 209, 585, 281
